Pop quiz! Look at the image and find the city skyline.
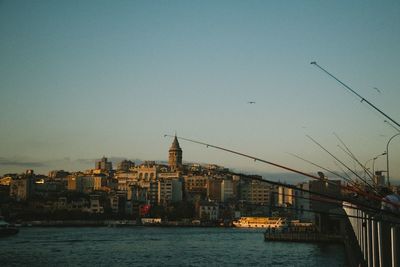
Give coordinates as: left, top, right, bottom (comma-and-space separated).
1, 1, 400, 183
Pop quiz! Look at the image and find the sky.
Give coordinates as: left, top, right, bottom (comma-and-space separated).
1, 0, 399, 184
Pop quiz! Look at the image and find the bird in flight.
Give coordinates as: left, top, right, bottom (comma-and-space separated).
373, 87, 382, 93
248, 101, 256, 104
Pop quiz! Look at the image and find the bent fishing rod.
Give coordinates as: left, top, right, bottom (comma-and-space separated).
271, 204, 400, 225
333, 132, 375, 182
271, 191, 377, 214
306, 135, 378, 193
311, 61, 400, 129
336, 145, 378, 187
287, 151, 385, 203
235, 171, 398, 217
288, 152, 359, 188
164, 135, 398, 209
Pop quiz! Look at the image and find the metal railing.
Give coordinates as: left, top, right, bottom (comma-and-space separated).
343, 202, 399, 267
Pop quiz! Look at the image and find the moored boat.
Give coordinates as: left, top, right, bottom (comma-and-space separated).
232, 217, 287, 228
0, 216, 19, 237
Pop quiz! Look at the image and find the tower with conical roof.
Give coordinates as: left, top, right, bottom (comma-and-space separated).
169, 135, 182, 171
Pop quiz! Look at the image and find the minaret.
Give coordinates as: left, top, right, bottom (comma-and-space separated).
169, 135, 182, 171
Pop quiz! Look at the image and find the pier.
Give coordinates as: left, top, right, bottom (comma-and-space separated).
343, 202, 400, 267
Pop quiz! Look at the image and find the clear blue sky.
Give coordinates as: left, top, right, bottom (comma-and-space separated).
1, 0, 399, 183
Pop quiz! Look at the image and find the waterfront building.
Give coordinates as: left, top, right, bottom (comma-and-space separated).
239, 178, 271, 205
0, 176, 12, 186
141, 218, 161, 224
158, 178, 173, 206
9, 178, 30, 201
67, 176, 102, 193
115, 171, 138, 191
277, 186, 294, 207
87, 195, 104, 213
199, 201, 219, 221
117, 160, 135, 172
48, 170, 70, 179
9, 171, 36, 201
110, 192, 127, 214
95, 156, 113, 171
184, 175, 208, 191
294, 182, 313, 222
221, 179, 234, 202
67, 175, 77, 191
308, 178, 342, 232
35, 181, 64, 197
158, 171, 180, 179
158, 178, 183, 205
128, 184, 148, 202
136, 164, 158, 181
168, 135, 182, 171
183, 175, 208, 201
55, 197, 88, 211
207, 179, 222, 201
149, 181, 159, 205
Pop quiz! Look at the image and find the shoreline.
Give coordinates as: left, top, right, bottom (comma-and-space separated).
17, 220, 224, 228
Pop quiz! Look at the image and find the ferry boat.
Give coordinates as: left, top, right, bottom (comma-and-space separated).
232, 217, 287, 228
0, 216, 19, 237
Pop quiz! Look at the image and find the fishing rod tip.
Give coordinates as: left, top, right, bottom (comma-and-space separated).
310, 61, 317, 65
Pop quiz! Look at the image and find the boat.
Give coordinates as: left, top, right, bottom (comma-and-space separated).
0, 216, 19, 237
232, 217, 287, 228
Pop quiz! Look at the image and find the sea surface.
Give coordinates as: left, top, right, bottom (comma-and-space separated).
0, 227, 347, 266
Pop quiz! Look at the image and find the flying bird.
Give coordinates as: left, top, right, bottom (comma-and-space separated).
248, 101, 256, 104
373, 87, 382, 93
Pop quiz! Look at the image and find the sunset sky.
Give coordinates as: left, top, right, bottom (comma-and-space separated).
1, 0, 399, 183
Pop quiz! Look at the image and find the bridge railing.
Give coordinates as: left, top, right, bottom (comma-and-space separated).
343, 202, 399, 267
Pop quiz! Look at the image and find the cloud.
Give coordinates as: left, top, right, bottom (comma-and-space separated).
0, 157, 46, 168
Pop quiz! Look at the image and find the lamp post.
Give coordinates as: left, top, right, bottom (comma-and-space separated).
386, 133, 400, 187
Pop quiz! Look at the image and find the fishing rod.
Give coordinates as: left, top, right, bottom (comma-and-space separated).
384, 120, 400, 133
288, 151, 385, 205
311, 61, 400, 128
271, 204, 400, 225
270, 191, 378, 214
336, 145, 385, 194
288, 152, 358, 188
336, 145, 374, 183
288, 151, 370, 199
306, 135, 378, 192
332, 160, 355, 185
333, 132, 378, 188
233, 171, 397, 217
334, 132, 357, 162
333, 132, 373, 180
164, 135, 400, 211
165, 134, 358, 194
164, 134, 328, 181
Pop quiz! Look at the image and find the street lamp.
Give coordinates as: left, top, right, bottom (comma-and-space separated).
386, 133, 400, 187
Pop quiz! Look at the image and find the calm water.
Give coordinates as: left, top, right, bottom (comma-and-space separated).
0, 227, 347, 266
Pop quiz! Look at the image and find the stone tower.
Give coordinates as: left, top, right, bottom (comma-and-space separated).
168, 135, 182, 171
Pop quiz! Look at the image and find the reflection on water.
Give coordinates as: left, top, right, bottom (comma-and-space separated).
0, 227, 347, 266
